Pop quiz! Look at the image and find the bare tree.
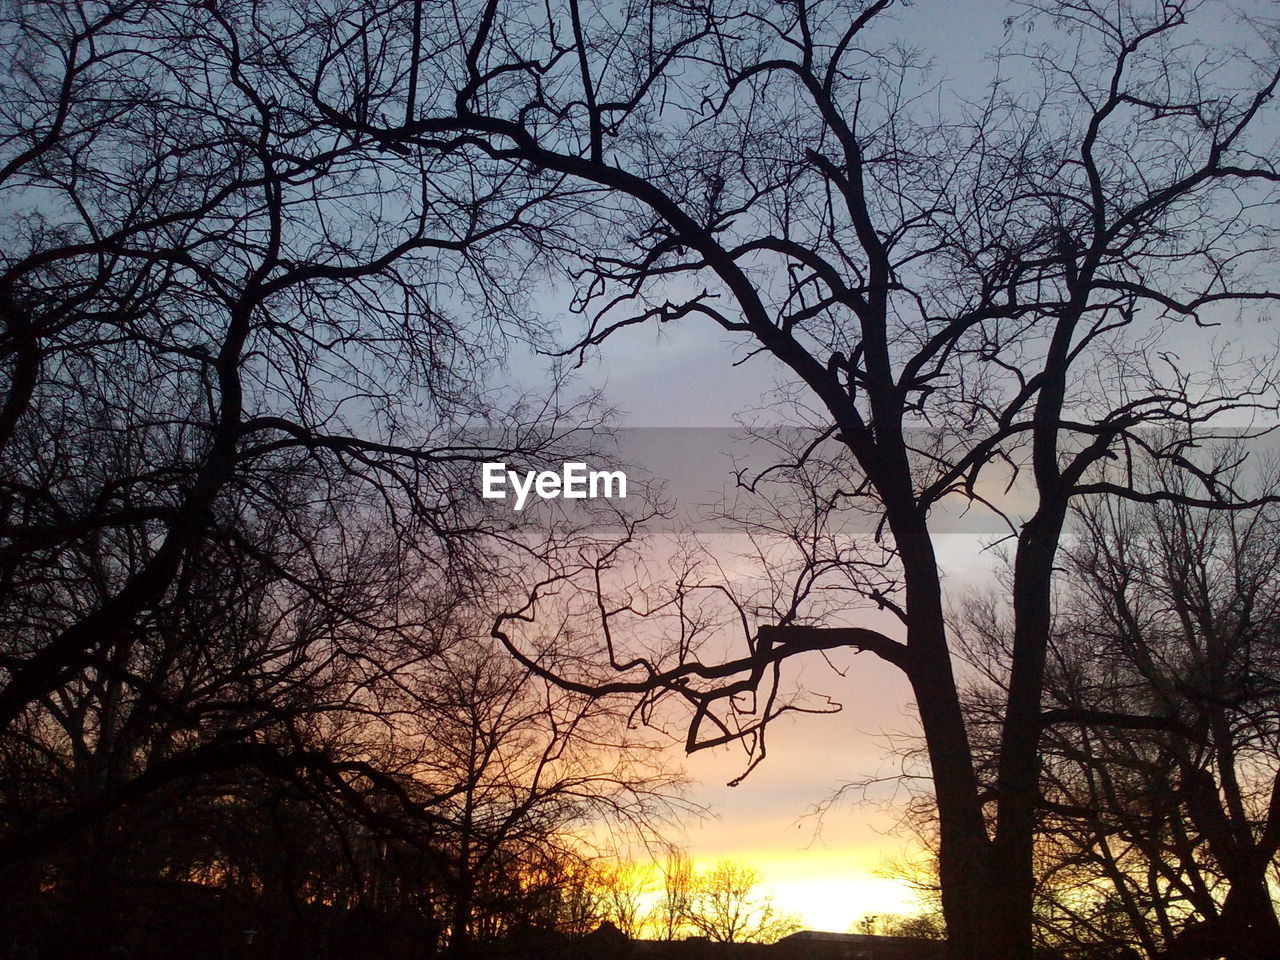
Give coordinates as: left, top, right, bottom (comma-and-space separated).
1, 3, 692, 956
307, 2, 1280, 957
683, 859, 800, 944
402, 638, 687, 951
594, 859, 650, 940
944, 453, 1280, 959
0, 555, 689, 955
1041, 476, 1280, 959
650, 848, 695, 942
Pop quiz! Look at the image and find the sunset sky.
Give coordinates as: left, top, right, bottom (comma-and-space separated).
8, 1, 1280, 957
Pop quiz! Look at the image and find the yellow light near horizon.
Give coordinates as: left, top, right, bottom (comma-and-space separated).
686, 849, 929, 934
767, 874, 922, 932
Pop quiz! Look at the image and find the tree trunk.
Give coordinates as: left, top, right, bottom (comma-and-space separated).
897, 523, 1037, 960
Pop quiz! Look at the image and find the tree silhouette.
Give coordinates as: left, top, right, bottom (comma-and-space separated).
683, 859, 800, 944
0, 3, 683, 956
322, 2, 1280, 957
1037, 468, 1280, 959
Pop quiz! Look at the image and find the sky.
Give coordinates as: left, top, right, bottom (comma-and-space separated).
8, 0, 1279, 949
